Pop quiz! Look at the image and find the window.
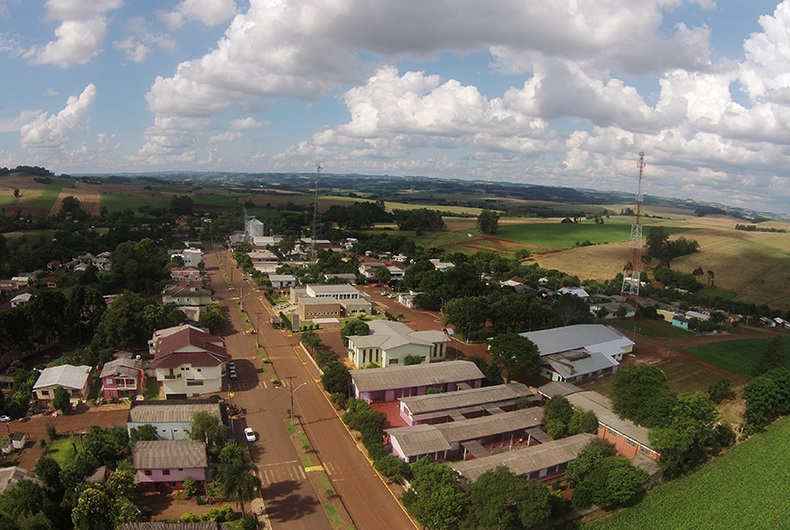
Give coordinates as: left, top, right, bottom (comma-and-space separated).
626, 439, 637, 447
144, 470, 152, 476
40, 390, 49, 396
162, 469, 171, 476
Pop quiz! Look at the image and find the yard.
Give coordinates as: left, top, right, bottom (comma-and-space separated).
581, 416, 790, 529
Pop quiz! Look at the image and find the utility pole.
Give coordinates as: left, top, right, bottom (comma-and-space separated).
290, 380, 307, 427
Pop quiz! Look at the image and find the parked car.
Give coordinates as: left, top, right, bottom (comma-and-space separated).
244, 427, 256, 442
229, 369, 237, 380
0, 415, 10, 423
228, 361, 236, 371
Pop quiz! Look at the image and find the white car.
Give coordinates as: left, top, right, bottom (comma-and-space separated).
0, 415, 10, 423
244, 427, 256, 442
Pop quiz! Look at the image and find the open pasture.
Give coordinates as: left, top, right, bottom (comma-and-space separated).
684, 335, 790, 378
582, 416, 790, 530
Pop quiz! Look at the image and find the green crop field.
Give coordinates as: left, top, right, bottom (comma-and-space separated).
609, 319, 693, 339
582, 416, 790, 530
101, 192, 170, 213
684, 335, 790, 378
492, 222, 633, 248
581, 358, 721, 397
30, 186, 62, 210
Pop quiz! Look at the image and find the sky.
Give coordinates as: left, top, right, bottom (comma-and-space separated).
2, 1, 790, 213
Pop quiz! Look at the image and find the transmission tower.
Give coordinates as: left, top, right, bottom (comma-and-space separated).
621, 151, 646, 299
311, 162, 322, 258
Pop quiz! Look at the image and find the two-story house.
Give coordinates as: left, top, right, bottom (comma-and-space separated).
149, 324, 230, 399
100, 357, 144, 399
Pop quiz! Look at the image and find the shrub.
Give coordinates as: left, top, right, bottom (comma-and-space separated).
330, 392, 348, 410
374, 454, 411, 482
183, 476, 198, 498
46, 424, 57, 440
708, 378, 735, 404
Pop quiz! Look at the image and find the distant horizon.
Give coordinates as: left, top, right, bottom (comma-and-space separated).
3, 1, 790, 212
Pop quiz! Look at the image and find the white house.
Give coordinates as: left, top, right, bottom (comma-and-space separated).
127, 400, 223, 440
268, 274, 298, 289
557, 287, 590, 300
10, 293, 32, 308
33, 365, 92, 406
347, 320, 448, 368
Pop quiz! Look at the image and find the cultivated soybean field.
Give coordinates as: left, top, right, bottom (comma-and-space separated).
582, 416, 790, 530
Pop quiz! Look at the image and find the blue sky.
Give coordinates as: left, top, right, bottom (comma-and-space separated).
2, 1, 790, 213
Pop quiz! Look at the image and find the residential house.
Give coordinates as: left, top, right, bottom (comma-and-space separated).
428, 258, 455, 272
324, 273, 357, 283
170, 266, 205, 287
350, 360, 484, 403
566, 390, 661, 461
0, 467, 42, 495
162, 286, 212, 313
92, 251, 112, 271
451, 433, 596, 486
149, 324, 230, 399
358, 262, 387, 282
268, 274, 298, 289
557, 287, 590, 300
133, 440, 208, 491
518, 324, 634, 384
127, 400, 224, 440
397, 291, 421, 309
100, 357, 144, 399
346, 320, 448, 368
32, 364, 92, 406
387, 407, 545, 463
251, 235, 282, 247
10, 293, 32, 308
245, 217, 264, 238
387, 265, 405, 282
182, 248, 203, 268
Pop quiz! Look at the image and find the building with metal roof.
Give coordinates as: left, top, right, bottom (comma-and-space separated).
519, 324, 634, 383
451, 432, 596, 485
387, 407, 545, 462
133, 440, 207, 491
347, 320, 448, 368
566, 390, 660, 461
351, 360, 484, 403
398, 382, 536, 425
32, 364, 92, 406
127, 400, 224, 440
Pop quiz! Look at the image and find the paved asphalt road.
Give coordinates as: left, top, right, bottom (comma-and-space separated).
208, 249, 417, 530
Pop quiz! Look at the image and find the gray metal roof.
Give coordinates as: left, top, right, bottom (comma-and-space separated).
0, 466, 42, 494
401, 383, 533, 416
128, 402, 221, 424
519, 324, 633, 357
387, 407, 544, 457
100, 358, 142, 379
307, 284, 359, 295
33, 365, 91, 391
451, 433, 596, 482
566, 391, 654, 450
351, 360, 484, 393
544, 349, 619, 380
347, 320, 447, 352
133, 440, 207, 469
537, 381, 582, 398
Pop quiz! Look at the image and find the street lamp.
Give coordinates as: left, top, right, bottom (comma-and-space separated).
290, 381, 307, 427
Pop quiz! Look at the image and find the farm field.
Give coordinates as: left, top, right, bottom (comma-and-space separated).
49, 187, 102, 216
580, 358, 722, 398
684, 335, 790, 378
29, 186, 62, 211
608, 319, 693, 339
581, 415, 790, 530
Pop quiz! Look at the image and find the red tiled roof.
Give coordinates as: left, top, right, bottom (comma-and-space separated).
153, 325, 229, 369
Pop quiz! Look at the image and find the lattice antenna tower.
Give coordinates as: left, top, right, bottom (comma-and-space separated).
312, 162, 322, 258
621, 151, 646, 299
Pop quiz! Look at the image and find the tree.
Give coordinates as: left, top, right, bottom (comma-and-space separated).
543, 395, 573, 439
572, 456, 648, 509
568, 408, 599, 435
374, 454, 411, 482
477, 209, 500, 235
199, 302, 224, 335
340, 318, 369, 346
610, 365, 675, 428
0, 480, 49, 523
565, 438, 617, 488
551, 293, 594, 327
170, 195, 194, 215
402, 457, 468, 530
488, 333, 541, 381
188, 411, 227, 453
52, 386, 71, 414
129, 424, 158, 447
742, 374, 782, 432
753, 337, 786, 376
33, 457, 63, 499
465, 466, 551, 530
321, 363, 350, 395
215, 443, 260, 515
71, 486, 115, 530
707, 378, 735, 404
374, 266, 391, 284
110, 238, 169, 293
468, 356, 503, 387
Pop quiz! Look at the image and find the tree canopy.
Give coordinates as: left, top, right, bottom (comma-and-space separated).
611, 364, 675, 428
477, 209, 500, 235
465, 466, 551, 530
488, 333, 541, 382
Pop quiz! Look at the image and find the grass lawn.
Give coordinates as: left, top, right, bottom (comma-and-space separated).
582, 416, 790, 530
144, 377, 160, 400
684, 335, 790, 378
608, 318, 694, 339
44, 436, 78, 467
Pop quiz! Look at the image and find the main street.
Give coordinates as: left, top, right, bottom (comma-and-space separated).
208, 249, 416, 530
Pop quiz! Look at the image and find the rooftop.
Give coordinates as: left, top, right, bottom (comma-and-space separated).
566, 391, 655, 450
128, 401, 222, 424
33, 364, 91, 391
133, 440, 207, 470
347, 320, 447, 352
351, 360, 484, 393
451, 433, 596, 482
519, 324, 633, 357
400, 383, 533, 416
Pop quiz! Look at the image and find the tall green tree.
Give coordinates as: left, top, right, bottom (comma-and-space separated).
52, 386, 71, 414
488, 333, 541, 382
71, 486, 115, 530
321, 363, 350, 395
477, 209, 500, 235
402, 457, 468, 530
611, 364, 675, 428
215, 443, 260, 515
188, 411, 227, 453
753, 337, 786, 375
465, 466, 551, 530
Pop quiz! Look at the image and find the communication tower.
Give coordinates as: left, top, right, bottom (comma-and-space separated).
620, 152, 646, 299
311, 162, 322, 257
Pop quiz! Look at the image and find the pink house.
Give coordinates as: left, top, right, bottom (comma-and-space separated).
134, 440, 207, 492
100, 357, 144, 399
170, 266, 205, 287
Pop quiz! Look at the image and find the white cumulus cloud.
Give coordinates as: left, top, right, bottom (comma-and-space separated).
159, 0, 237, 30
20, 84, 96, 149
